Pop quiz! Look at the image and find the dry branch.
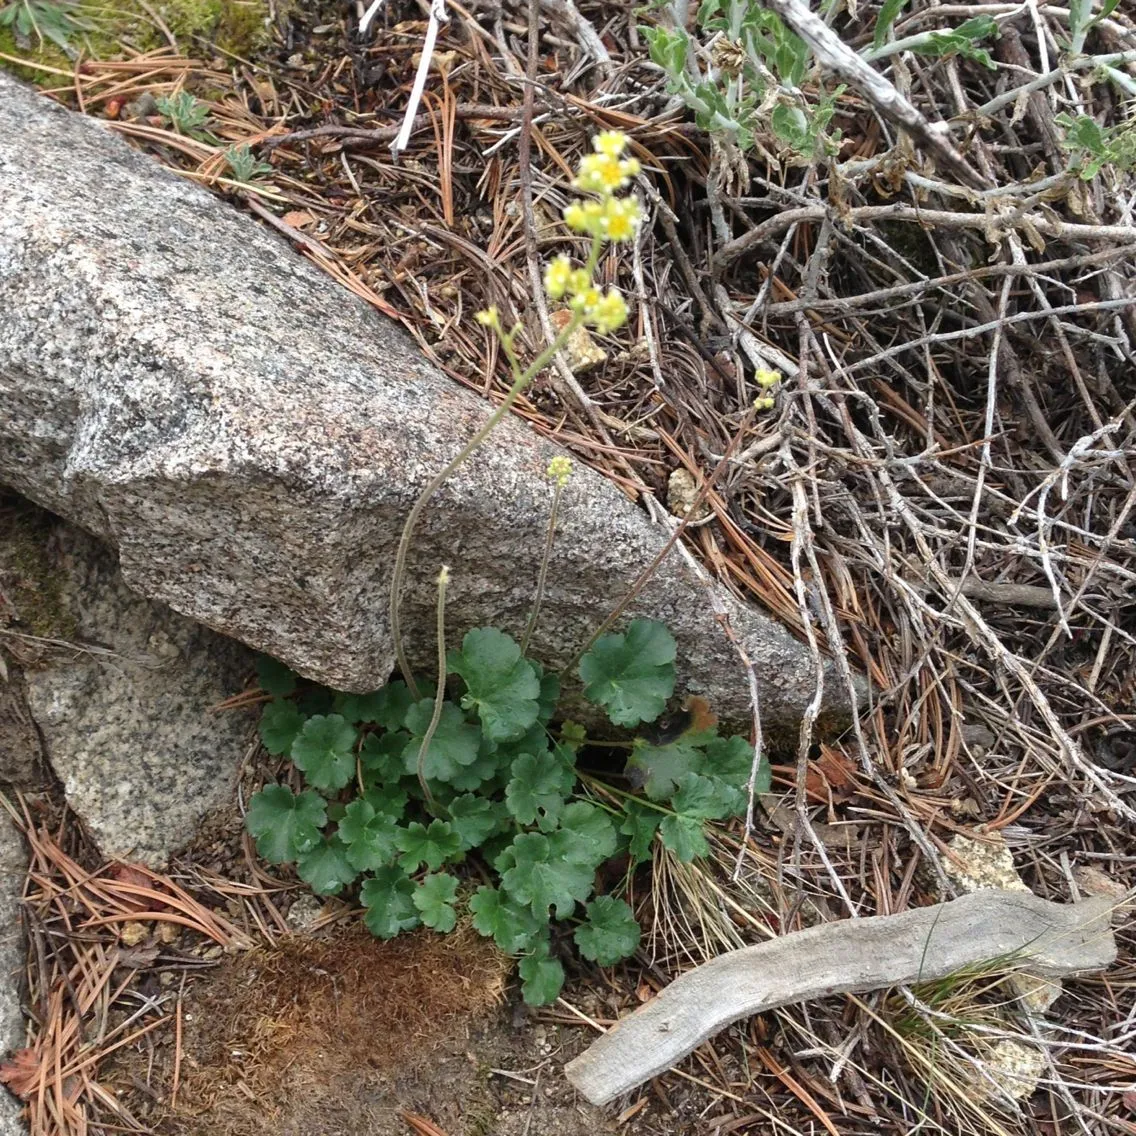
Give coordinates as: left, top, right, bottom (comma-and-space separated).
565, 890, 1118, 1105
759, 0, 987, 189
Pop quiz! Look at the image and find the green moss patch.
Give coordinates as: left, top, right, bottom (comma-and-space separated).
0, 495, 76, 642
0, 0, 272, 85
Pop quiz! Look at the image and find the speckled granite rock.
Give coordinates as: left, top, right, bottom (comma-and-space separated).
22, 523, 256, 866
0, 71, 857, 735
0, 812, 27, 1136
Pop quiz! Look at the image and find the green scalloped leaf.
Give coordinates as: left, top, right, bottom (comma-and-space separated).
555, 802, 618, 867
337, 798, 400, 871
469, 886, 546, 953
297, 836, 358, 895
671, 771, 736, 820
361, 731, 410, 786
333, 690, 387, 724
578, 620, 676, 727
448, 794, 508, 851
259, 700, 305, 756
402, 700, 481, 783
659, 813, 709, 862
256, 655, 296, 697
291, 714, 358, 792
361, 865, 419, 939
498, 832, 594, 919
518, 944, 563, 1005
449, 628, 541, 743
620, 804, 661, 864
414, 872, 460, 932
505, 752, 568, 831
574, 896, 640, 965
245, 785, 326, 863
396, 819, 462, 872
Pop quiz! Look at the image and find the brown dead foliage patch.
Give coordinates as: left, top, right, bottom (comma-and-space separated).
157, 924, 509, 1135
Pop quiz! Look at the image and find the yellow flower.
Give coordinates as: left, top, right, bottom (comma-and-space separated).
564, 198, 611, 237
755, 368, 781, 389
567, 268, 591, 295
574, 152, 628, 194
546, 455, 573, 486
475, 306, 501, 330
544, 255, 574, 300
563, 201, 588, 232
588, 289, 628, 333
594, 130, 629, 158
602, 196, 641, 242
753, 395, 776, 411
569, 286, 601, 314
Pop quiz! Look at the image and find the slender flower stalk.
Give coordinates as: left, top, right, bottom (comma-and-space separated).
388, 295, 592, 696
415, 565, 451, 809
521, 457, 573, 655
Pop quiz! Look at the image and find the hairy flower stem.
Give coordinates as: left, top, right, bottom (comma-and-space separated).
415, 565, 450, 810
389, 241, 599, 696
520, 479, 564, 656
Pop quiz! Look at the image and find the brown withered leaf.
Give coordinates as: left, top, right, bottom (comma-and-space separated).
116, 944, 161, 968
0, 1046, 40, 1101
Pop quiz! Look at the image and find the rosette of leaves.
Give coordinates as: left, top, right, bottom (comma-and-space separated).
0, 0, 87, 50
243, 620, 769, 1005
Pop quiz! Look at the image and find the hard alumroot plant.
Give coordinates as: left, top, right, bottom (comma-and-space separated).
246, 132, 771, 1004
247, 619, 770, 1005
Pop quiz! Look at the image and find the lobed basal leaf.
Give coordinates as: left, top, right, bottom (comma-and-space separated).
518, 944, 564, 1005
449, 627, 541, 743
402, 700, 481, 782
297, 835, 358, 895
338, 798, 401, 871
361, 866, 419, 939
256, 654, 297, 697
498, 832, 595, 919
414, 872, 460, 932
245, 784, 326, 864
469, 885, 546, 953
291, 714, 358, 792
396, 819, 462, 872
574, 896, 640, 965
259, 699, 305, 756
505, 752, 569, 831
578, 619, 676, 728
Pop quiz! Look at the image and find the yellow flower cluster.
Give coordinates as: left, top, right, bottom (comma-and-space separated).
563, 131, 642, 242
577, 289, 628, 333
562, 196, 641, 242
574, 148, 641, 196
753, 368, 781, 411
546, 455, 573, 486
475, 132, 640, 343
543, 130, 641, 334
543, 254, 628, 333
